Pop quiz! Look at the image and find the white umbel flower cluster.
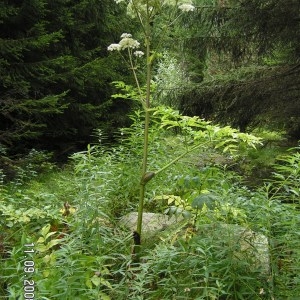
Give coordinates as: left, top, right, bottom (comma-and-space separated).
113, 0, 196, 13
107, 33, 141, 52
178, 3, 195, 12
119, 36, 140, 49
134, 51, 144, 57
107, 43, 121, 51
120, 33, 132, 38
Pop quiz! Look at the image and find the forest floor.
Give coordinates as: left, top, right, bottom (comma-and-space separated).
1, 131, 299, 299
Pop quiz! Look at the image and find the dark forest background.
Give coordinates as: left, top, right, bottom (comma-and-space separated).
1, 0, 299, 161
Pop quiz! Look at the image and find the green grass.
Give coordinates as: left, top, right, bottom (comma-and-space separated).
1, 127, 299, 299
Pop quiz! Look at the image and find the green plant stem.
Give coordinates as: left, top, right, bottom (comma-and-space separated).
136, 12, 152, 239
128, 48, 144, 105
155, 141, 210, 176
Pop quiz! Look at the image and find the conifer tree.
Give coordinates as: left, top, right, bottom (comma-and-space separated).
0, 0, 134, 155
172, 0, 300, 134
0, 1, 67, 149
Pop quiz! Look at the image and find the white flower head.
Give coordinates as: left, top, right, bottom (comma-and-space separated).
120, 33, 132, 38
119, 37, 140, 50
108, 33, 141, 52
134, 51, 144, 57
178, 3, 195, 12
114, 0, 125, 3
107, 43, 121, 51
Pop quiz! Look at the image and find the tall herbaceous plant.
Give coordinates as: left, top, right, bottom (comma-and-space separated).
107, 0, 261, 255
108, 0, 196, 247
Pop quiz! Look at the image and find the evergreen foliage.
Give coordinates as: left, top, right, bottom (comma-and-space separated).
157, 0, 300, 135
0, 0, 134, 156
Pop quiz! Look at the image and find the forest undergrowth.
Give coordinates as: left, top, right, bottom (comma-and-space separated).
1, 1, 300, 299
0, 112, 299, 300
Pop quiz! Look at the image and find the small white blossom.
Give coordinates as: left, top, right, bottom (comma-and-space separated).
120, 33, 132, 38
119, 37, 140, 50
259, 288, 265, 295
178, 3, 195, 12
107, 43, 121, 51
134, 51, 144, 57
108, 33, 141, 52
114, 0, 125, 3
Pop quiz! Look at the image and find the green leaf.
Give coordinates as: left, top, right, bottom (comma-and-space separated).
191, 194, 217, 209
99, 278, 112, 289
182, 210, 192, 219
36, 237, 45, 244
45, 231, 57, 240
99, 292, 111, 300
46, 239, 61, 250
41, 224, 51, 238
91, 276, 101, 286
7, 221, 13, 227
43, 270, 50, 278
36, 244, 48, 252
90, 276, 112, 289
165, 206, 184, 215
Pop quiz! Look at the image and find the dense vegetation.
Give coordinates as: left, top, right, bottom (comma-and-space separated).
156, 0, 300, 136
1, 0, 299, 159
1, 0, 299, 299
0, 0, 136, 158
1, 117, 300, 299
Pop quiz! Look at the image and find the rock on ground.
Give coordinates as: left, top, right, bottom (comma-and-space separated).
120, 212, 269, 273
119, 212, 183, 234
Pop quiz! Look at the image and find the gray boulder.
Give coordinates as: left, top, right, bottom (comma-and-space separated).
196, 223, 270, 273
119, 212, 184, 235
120, 212, 269, 273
